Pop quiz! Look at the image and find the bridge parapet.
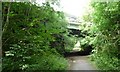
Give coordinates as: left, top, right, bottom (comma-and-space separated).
67, 22, 81, 30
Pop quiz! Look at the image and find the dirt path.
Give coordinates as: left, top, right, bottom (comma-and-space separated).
66, 55, 98, 70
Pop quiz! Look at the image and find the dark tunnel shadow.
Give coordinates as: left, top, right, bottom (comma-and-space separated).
64, 45, 93, 57
65, 28, 93, 57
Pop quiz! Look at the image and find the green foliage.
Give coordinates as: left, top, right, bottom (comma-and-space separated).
63, 33, 77, 52
27, 52, 68, 70
85, 2, 120, 70
2, 2, 68, 71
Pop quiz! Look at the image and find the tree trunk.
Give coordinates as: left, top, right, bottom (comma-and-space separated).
3, 2, 11, 33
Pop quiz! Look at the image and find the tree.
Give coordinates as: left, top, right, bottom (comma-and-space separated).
2, 2, 68, 71
89, 2, 120, 70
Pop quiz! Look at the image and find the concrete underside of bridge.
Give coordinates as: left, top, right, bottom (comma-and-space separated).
68, 29, 86, 38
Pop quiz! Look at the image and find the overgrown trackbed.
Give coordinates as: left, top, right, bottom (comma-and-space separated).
66, 55, 98, 70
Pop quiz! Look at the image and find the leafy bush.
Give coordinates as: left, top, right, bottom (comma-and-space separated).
2, 2, 68, 71
27, 52, 68, 71
63, 33, 77, 52
85, 2, 120, 70
80, 1, 120, 70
